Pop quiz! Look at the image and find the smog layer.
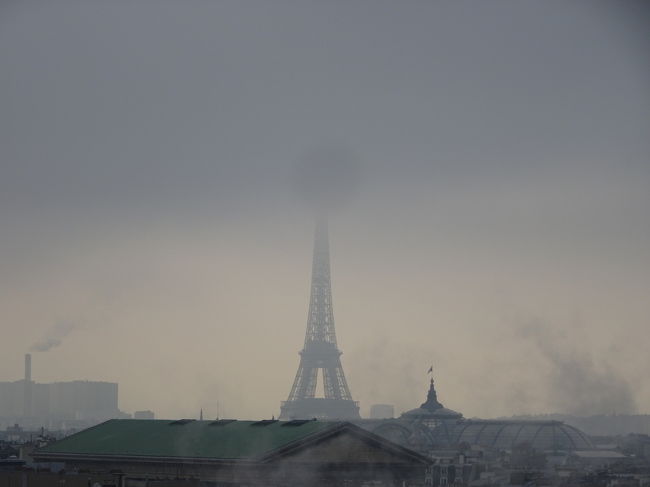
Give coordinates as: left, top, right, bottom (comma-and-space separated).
1, 0, 648, 419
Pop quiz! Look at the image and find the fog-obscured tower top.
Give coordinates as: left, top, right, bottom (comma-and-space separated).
292, 143, 361, 214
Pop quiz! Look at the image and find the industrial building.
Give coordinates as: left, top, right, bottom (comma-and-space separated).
0, 354, 121, 429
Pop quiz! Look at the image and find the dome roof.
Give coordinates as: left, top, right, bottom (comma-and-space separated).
401, 377, 462, 420
402, 406, 463, 420
431, 420, 593, 451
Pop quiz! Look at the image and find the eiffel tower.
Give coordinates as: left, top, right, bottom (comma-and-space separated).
279, 218, 360, 420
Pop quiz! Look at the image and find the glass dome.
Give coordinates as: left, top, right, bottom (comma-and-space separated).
432, 420, 593, 451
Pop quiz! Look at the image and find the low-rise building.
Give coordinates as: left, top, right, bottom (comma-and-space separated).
35, 419, 432, 486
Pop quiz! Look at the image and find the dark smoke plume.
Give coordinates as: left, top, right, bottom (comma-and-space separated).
31, 321, 78, 352
517, 320, 636, 415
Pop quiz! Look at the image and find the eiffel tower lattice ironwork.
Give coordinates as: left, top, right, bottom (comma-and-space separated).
279, 218, 360, 420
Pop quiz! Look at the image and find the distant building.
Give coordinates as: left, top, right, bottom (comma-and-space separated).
35, 419, 431, 486
357, 375, 594, 454
369, 404, 395, 419
47, 380, 119, 420
133, 410, 154, 420
565, 449, 629, 468
0, 355, 121, 429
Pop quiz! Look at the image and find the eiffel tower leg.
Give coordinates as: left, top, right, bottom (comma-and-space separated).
333, 360, 353, 401
322, 367, 338, 399
287, 363, 318, 401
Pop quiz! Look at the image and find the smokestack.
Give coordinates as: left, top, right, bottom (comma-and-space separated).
23, 354, 32, 417
24, 354, 31, 382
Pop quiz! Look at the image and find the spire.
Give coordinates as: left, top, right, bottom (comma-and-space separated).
304, 216, 337, 345
421, 377, 444, 411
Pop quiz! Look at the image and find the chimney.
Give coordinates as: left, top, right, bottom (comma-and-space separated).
23, 354, 32, 417
24, 354, 31, 382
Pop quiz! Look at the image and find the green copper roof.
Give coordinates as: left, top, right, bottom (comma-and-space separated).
38, 419, 336, 460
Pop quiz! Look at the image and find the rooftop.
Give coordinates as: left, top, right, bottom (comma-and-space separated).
431, 419, 594, 451
37, 419, 333, 460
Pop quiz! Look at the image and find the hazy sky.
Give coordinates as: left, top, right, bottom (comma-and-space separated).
1, 0, 649, 420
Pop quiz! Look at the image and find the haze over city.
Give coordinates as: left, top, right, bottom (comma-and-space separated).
1, 0, 649, 422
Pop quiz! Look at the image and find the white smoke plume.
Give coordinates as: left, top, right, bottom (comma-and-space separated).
31, 321, 78, 352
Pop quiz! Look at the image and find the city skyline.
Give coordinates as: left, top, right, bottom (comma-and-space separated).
1, 0, 649, 421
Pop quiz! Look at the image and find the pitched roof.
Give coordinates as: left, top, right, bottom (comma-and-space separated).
37, 419, 333, 460
36, 419, 432, 466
